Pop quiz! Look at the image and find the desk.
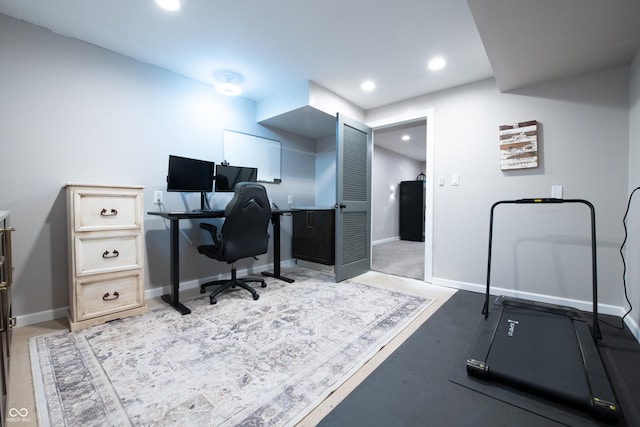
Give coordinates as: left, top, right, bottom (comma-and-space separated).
148, 209, 293, 314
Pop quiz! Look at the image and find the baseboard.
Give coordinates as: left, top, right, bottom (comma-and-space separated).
16, 266, 638, 345
432, 276, 639, 343
624, 314, 640, 343
14, 307, 70, 328
14, 259, 298, 327
372, 236, 400, 246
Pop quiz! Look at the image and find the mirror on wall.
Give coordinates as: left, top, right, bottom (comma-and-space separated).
223, 130, 281, 183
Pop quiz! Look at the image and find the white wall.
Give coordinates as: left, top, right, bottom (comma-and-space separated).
371, 146, 424, 243
0, 14, 317, 320
627, 49, 640, 335
367, 69, 630, 312
2, 11, 636, 329
315, 136, 336, 207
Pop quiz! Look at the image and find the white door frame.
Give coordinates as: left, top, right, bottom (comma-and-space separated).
367, 108, 434, 283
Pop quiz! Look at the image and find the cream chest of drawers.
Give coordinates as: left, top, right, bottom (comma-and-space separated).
66, 184, 147, 331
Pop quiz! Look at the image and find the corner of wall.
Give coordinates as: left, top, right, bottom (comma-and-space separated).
626, 48, 640, 340
308, 81, 364, 121
256, 81, 311, 122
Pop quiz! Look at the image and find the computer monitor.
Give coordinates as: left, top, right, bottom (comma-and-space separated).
166, 155, 215, 209
215, 164, 258, 192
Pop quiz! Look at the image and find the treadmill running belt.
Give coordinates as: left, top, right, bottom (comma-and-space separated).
486, 305, 591, 408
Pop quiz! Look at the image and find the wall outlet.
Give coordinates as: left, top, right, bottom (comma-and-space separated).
551, 185, 563, 199
153, 190, 163, 204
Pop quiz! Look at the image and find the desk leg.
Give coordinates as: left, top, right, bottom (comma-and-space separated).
161, 218, 192, 315
262, 213, 295, 283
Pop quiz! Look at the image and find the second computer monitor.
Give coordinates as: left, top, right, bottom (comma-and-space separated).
215, 164, 258, 192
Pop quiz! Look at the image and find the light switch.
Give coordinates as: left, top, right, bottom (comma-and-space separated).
438, 176, 445, 186
452, 174, 460, 186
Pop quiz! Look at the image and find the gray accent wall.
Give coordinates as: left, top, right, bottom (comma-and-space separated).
2, 11, 639, 337
0, 14, 316, 320
367, 69, 631, 312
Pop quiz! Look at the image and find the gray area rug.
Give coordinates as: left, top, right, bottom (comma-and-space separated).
372, 240, 424, 280
30, 269, 432, 426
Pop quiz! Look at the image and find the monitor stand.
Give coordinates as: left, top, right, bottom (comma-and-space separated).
201, 192, 207, 210
191, 192, 209, 212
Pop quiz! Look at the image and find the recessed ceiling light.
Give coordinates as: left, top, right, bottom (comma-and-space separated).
361, 80, 376, 91
428, 57, 446, 71
156, 0, 180, 11
401, 135, 411, 141
215, 82, 242, 96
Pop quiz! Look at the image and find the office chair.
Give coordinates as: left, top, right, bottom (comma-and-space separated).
197, 182, 271, 304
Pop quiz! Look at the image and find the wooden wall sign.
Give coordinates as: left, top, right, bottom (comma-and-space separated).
499, 120, 538, 170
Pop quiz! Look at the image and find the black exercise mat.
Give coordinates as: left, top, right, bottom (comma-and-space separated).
319, 290, 637, 427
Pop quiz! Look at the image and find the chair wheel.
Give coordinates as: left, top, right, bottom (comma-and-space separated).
253, 293, 260, 301
200, 288, 205, 294
261, 282, 267, 288
210, 296, 217, 304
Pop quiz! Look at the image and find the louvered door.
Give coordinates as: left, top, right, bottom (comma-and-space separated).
335, 113, 372, 282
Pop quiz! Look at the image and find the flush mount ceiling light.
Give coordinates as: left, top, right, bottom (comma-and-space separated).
156, 0, 180, 11
401, 135, 411, 141
428, 56, 446, 71
214, 70, 243, 97
216, 82, 242, 96
361, 80, 376, 91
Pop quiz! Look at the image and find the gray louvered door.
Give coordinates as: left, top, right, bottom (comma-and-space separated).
335, 113, 372, 282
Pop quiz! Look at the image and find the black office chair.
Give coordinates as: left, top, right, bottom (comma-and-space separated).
197, 182, 271, 304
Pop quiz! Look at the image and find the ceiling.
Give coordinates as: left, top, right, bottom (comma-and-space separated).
1, 0, 639, 159
374, 121, 427, 162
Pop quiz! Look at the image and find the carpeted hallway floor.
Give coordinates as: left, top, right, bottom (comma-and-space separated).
372, 239, 424, 280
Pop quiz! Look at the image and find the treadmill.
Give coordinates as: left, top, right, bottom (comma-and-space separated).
466, 198, 620, 423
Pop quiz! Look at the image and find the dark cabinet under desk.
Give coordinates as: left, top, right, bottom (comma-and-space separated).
292, 209, 335, 265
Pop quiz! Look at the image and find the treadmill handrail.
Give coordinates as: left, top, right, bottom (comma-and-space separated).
483, 198, 601, 341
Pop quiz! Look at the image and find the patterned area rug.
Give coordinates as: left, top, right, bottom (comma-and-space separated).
30, 269, 432, 426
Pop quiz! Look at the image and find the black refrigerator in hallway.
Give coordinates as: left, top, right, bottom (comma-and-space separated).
399, 180, 425, 242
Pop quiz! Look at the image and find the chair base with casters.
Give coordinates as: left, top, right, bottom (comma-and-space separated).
199, 263, 267, 304
197, 182, 272, 306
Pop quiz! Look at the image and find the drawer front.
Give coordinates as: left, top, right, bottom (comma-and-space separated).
73, 189, 141, 232
76, 272, 143, 320
75, 232, 142, 276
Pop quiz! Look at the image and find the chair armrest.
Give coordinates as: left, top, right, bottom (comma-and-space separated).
199, 222, 220, 245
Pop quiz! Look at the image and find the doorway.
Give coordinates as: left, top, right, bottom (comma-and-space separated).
368, 110, 434, 282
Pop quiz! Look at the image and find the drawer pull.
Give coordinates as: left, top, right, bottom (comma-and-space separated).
102, 250, 120, 258
102, 291, 120, 301
100, 208, 118, 216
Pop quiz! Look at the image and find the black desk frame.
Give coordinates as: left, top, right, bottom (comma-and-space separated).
261, 212, 295, 284
148, 209, 293, 315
